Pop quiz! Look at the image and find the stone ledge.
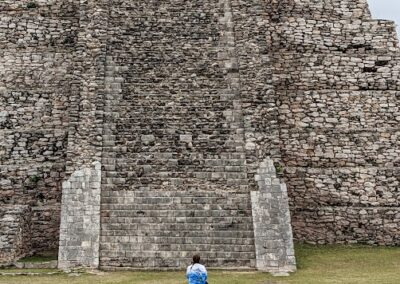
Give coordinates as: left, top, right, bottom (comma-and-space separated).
14, 260, 58, 269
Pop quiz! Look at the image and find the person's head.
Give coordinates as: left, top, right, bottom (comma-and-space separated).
192, 254, 201, 264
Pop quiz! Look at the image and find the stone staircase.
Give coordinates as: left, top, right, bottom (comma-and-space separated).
100, 189, 256, 269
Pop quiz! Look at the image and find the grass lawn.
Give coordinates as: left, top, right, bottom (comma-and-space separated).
1, 244, 399, 284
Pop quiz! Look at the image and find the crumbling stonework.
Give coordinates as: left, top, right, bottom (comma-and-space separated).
0, 0, 399, 271
0, 205, 31, 264
0, 0, 77, 260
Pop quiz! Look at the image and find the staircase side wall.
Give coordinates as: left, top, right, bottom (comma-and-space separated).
251, 158, 296, 273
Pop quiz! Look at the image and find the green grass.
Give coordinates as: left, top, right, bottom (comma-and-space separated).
1, 244, 400, 284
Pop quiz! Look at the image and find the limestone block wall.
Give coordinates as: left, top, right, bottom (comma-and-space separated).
0, 0, 79, 255
266, 0, 400, 244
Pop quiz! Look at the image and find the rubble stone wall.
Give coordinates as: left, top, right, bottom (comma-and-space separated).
263, 0, 371, 20
267, 20, 398, 53
268, 1, 400, 244
0, 0, 79, 257
0, 205, 31, 264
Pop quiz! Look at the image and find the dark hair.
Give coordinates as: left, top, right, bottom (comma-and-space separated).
193, 254, 201, 264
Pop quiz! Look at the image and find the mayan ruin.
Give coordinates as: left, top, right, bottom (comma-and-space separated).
0, 0, 399, 274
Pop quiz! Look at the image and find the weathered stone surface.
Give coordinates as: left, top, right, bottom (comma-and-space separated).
0, 0, 399, 272
101, 190, 256, 269
251, 158, 296, 273
58, 161, 101, 269
0, 205, 31, 265
0, 0, 76, 261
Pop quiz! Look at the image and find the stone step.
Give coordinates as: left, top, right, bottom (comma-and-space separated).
101, 213, 252, 220
109, 157, 246, 166
104, 188, 249, 196
101, 223, 254, 232
101, 235, 255, 243
102, 215, 253, 223
101, 256, 254, 269
102, 203, 251, 211
100, 187, 256, 268
102, 196, 251, 205
101, 250, 255, 259
100, 236, 254, 245
101, 243, 255, 252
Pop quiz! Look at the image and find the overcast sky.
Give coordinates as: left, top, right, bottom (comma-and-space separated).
368, 0, 400, 35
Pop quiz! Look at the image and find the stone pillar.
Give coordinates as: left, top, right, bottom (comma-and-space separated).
58, 0, 109, 269
251, 158, 296, 274
58, 161, 101, 269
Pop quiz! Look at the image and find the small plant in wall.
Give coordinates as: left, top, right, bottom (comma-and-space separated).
26, 1, 38, 9
29, 175, 41, 183
274, 162, 284, 174
24, 175, 41, 190
63, 35, 75, 45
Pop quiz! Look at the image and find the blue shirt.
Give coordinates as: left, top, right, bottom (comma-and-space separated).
186, 263, 207, 284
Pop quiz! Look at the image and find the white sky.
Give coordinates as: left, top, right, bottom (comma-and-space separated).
368, 0, 400, 35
